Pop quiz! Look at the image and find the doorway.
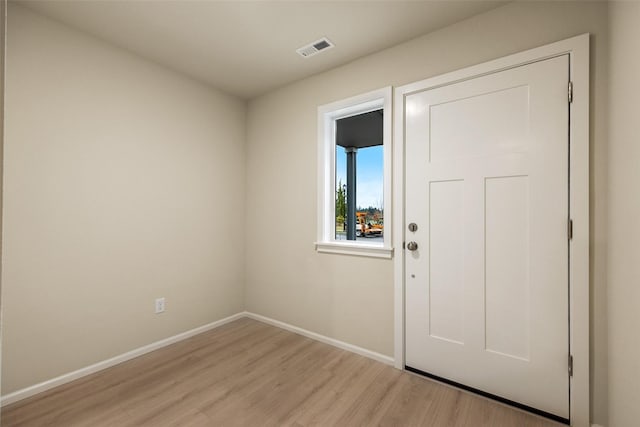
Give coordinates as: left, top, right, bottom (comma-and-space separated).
393, 35, 590, 425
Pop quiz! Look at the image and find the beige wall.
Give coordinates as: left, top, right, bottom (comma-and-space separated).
607, 2, 640, 426
245, 1, 609, 424
1, 4, 246, 394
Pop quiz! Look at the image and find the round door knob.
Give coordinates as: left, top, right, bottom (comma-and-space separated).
407, 241, 418, 251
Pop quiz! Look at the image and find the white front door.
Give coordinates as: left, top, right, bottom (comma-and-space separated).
404, 55, 570, 419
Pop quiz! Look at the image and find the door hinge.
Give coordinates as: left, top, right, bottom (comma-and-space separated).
568, 81, 573, 103
568, 219, 573, 240
568, 354, 574, 377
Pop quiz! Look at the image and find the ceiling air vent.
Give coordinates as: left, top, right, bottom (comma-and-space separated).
296, 37, 334, 58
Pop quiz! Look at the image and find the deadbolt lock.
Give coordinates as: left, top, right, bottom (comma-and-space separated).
408, 223, 418, 232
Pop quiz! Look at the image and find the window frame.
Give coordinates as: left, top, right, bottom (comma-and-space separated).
316, 87, 393, 258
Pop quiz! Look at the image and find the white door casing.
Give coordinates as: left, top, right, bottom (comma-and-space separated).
404, 54, 569, 418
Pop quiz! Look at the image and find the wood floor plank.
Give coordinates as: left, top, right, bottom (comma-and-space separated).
2, 318, 563, 427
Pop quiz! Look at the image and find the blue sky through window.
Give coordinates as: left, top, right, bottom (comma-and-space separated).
336, 145, 383, 209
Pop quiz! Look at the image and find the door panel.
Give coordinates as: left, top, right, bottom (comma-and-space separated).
429, 179, 465, 344
404, 55, 569, 418
484, 175, 530, 360
430, 85, 529, 161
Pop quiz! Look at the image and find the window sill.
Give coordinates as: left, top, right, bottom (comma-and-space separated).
315, 241, 394, 259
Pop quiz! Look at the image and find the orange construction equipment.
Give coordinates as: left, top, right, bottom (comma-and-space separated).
356, 212, 383, 237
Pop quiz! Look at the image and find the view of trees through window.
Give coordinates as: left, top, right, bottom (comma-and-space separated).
335, 145, 384, 242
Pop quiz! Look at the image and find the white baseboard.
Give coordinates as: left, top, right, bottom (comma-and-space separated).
1, 311, 395, 407
244, 311, 395, 366
591, 424, 605, 427
0, 312, 245, 407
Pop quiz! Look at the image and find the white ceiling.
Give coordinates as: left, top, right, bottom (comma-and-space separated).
20, 1, 507, 99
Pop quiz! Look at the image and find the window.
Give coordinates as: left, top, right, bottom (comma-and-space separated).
316, 87, 392, 258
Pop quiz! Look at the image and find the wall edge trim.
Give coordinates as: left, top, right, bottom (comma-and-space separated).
244, 311, 395, 366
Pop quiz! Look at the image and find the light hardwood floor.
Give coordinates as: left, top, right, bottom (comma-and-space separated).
2, 318, 562, 426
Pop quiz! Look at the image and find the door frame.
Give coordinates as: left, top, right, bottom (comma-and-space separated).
392, 34, 590, 426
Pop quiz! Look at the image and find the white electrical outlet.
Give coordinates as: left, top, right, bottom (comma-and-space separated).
155, 297, 165, 314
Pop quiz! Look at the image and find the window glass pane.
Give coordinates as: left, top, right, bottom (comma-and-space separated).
334, 143, 383, 242
335, 146, 347, 240
356, 145, 383, 243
